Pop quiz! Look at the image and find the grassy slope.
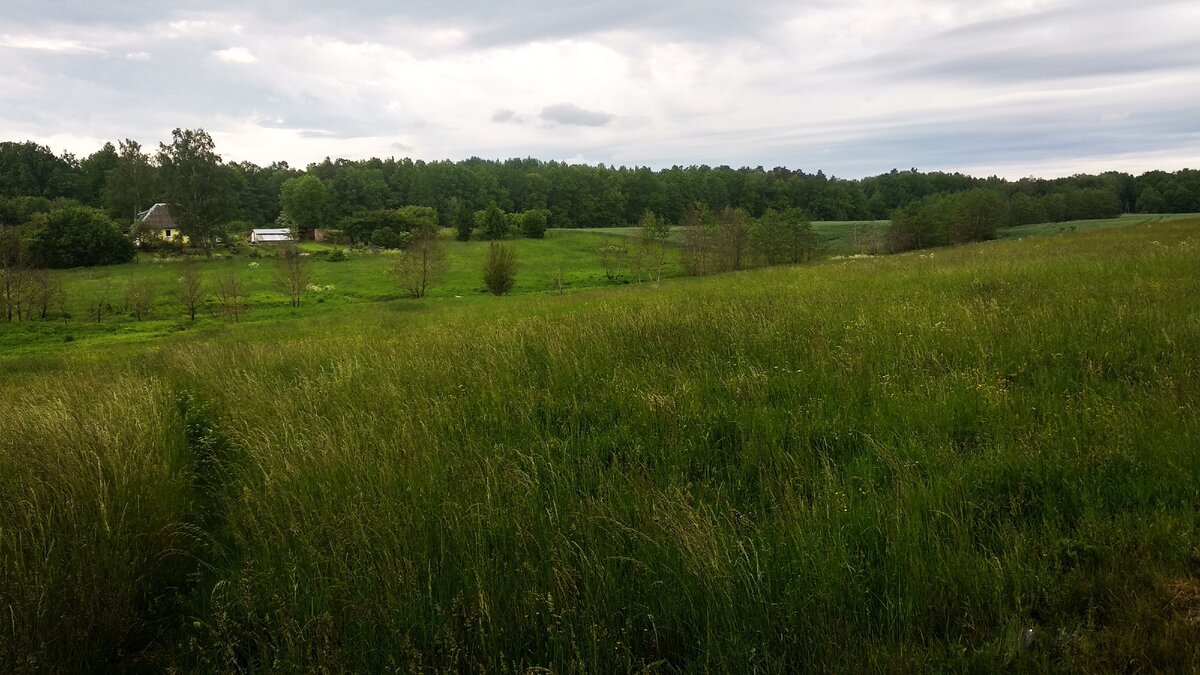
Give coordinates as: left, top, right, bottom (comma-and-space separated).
0, 229, 680, 356
2, 220, 1200, 671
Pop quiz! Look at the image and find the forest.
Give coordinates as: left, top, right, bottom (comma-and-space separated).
2, 136, 1197, 237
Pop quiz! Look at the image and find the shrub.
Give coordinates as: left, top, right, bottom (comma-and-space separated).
327, 248, 348, 263
520, 209, 549, 239
482, 241, 517, 295
371, 227, 412, 250
27, 206, 136, 268
478, 203, 508, 240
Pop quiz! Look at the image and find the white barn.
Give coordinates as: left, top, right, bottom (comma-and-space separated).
250, 228, 294, 244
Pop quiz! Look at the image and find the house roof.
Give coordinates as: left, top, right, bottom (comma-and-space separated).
136, 203, 175, 229
251, 228, 291, 235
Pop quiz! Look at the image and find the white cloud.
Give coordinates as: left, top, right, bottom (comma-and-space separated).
125, 51, 150, 61
214, 46, 257, 64
0, 33, 102, 53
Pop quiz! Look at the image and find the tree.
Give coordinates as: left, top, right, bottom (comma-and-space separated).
393, 225, 448, 298
637, 210, 670, 281
482, 242, 517, 295
79, 142, 120, 206
280, 175, 335, 240
371, 227, 411, 249
0, 141, 80, 199
519, 209, 549, 239
453, 200, 475, 241
125, 277, 155, 321
715, 207, 751, 271
1136, 186, 1167, 213
680, 203, 718, 276
949, 189, 1004, 244
277, 245, 311, 308
0, 228, 30, 321
333, 165, 387, 215
25, 268, 62, 320
480, 203, 508, 240
1006, 193, 1046, 227
177, 258, 205, 321
216, 269, 249, 321
780, 208, 818, 263
596, 237, 627, 282
85, 276, 116, 323
157, 129, 235, 257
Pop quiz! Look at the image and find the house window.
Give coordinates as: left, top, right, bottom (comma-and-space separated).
164, 229, 172, 238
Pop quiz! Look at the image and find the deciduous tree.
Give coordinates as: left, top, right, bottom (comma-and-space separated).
277, 246, 311, 308
393, 225, 448, 298
280, 175, 335, 240
177, 258, 205, 321
157, 129, 235, 257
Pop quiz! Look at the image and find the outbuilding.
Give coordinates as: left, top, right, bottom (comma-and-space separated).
250, 228, 294, 244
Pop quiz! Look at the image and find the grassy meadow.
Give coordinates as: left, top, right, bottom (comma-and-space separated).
2, 218, 1199, 671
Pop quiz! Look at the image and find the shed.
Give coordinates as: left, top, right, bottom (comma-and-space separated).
250, 228, 294, 244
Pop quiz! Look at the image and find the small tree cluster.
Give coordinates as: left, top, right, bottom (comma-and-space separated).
678, 204, 818, 277
886, 189, 1006, 253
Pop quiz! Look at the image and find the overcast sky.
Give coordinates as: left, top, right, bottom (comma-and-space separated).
3, 1, 1199, 178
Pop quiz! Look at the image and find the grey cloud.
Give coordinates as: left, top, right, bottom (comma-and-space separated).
491, 109, 517, 123
839, 0, 1200, 85
541, 103, 614, 127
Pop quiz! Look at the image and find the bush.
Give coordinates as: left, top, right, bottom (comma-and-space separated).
27, 206, 136, 268
482, 241, 517, 295
371, 227, 412, 250
520, 209, 549, 239
478, 203, 509, 240
327, 248, 348, 262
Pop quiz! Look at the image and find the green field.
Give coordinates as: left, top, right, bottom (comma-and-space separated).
2, 218, 1200, 671
0, 230, 684, 356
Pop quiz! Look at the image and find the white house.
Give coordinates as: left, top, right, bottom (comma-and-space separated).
250, 228, 294, 244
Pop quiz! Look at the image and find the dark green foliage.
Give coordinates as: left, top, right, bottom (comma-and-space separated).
1137, 187, 1167, 213
752, 207, 817, 264
280, 175, 335, 239
0, 141, 83, 200
519, 208, 549, 238
4, 130, 1200, 238
480, 203, 509, 240
102, 140, 158, 223
340, 206, 437, 244
888, 190, 1007, 252
26, 206, 135, 268
370, 227, 411, 250
157, 129, 236, 256
332, 165, 388, 216
482, 241, 516, 294
453, 200, 475, 241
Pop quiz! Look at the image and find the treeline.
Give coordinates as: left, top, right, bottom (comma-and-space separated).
884, 186, 1129, 252
2, 136, 1198, 233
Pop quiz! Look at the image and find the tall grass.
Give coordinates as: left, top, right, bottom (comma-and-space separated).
2, 221, 1199, 671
